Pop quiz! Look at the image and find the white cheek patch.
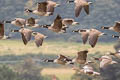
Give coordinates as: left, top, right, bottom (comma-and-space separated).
54, 59, 58, 63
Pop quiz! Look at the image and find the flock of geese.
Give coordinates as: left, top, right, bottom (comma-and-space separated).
0, 0, 120, 78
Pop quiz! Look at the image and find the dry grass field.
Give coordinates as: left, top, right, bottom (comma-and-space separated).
0, 40, 116, 80
0, 40, 116, 56
41, 68, 75, 80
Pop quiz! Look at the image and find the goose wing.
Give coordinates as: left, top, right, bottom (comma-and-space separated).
0, 22, 4, 39
34, 33, 45, 47
77, 50, 88, 60
37, 2, 48, 12
52, 15, 62, 30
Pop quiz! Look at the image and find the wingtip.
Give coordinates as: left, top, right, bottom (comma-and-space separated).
91, 45, 95, 48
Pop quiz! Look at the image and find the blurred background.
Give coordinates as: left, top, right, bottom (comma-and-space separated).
0, 0, 120, 80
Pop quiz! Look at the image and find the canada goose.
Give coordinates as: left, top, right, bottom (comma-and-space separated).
68, 0, 92, 17
72, 29, 107, 48
62, 18, 79, 27
72, 29, 89, 44
72, 65, 100, 76
44, 54, 73, 65
11, 28, 33, 45
42, 14, 65, 33
0, 21, 11, 39
5, 18, 26, 28
93, 56, 118, 68
32, 32, 47, 47
72, 50, 88, 64
101, 21, 120, 33
25, 1, 60, 16
107, 50, 120, 58
25, 17, 41, 28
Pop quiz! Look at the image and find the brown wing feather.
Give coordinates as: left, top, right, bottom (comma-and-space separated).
114, 22, 120, 31
89, 33, 98, 48
77, 50, 88, 60
52, 15, 62, 30
58, 54, 72, 62
21, 33, 28, 45
83, 4, 89, 15
0, 22, 4, 39
47, 4, 54, 13
27, 17, 35, 26
38, 2, 47, 12
62, 19, 73, 25
15, 20, 23, 27
34, 34, 44, 47
81, 32, 89, 44
21, 29, 32, 42
75, 5, 82, 17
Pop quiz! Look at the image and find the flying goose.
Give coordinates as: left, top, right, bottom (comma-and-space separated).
32, 32, 47, 47
62, 18, 79, 28
101, 21, 120, 33
11, 28, 33, 45
44, 54, 73, 65
68, 0, 92, 17
72, 29, 107, 48
72, 50, 89, 64
72, 29, 89, 44
42, 14, 65, 33
94, 56, 118, 68
107, 50, 120, 58
25, 17, 41, 28
5, 18, 26, 28
72, 65, 100, 76
0, 21, 11, 39
25, 1, 60, 16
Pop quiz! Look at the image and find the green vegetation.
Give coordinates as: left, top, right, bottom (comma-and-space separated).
0, 40, 119, 80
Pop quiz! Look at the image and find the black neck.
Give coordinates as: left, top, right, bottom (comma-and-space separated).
79, 30, 86, 32
103, 27, 109, 29
42, 25, 51, 28
5, 21, 11, 23
69, 0, 74, 3
113, 36, 119, 38
27, 9, 33, 12
11, 30, 19, 32
47, 60, 54, 62
72, 30, 79, 32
